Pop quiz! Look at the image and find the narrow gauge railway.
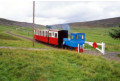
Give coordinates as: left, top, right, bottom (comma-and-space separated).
34, 29, 85, 52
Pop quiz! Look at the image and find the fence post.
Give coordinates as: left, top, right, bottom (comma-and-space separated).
102, 42, 105, 55
78, 44, 79, 53
83, 44, 84, 50
85, 41, 105, 55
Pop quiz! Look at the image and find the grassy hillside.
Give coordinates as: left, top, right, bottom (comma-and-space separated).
0, 25, 120, 81
0, 48, 120, 81
4, 25, 120, 52
0, 25, 51, 49
69, 17, 120, 28
71, 27, 120, 52
0, 18, 45, 28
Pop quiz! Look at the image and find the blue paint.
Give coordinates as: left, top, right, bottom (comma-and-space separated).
63, 33, 85, 47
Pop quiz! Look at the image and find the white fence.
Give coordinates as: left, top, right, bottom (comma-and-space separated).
85, 41, 105, 55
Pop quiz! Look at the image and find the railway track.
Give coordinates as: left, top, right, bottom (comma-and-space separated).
6, 31, 63, 49
7, 31, 33, 41
6, 31, 120, 62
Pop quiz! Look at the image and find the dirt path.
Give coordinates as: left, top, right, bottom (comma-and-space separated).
6, 31, 120, 62
84, 49, 120, 62
7, 31, 33, 41
6, 31, 62, 49
0, 46, 57, 51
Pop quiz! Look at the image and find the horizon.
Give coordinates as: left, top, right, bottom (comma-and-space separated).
1, 16, 120, 26
0, 1, 120, 25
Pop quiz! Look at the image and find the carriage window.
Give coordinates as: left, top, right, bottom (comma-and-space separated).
38, 31, 39, 35
81, 35, 84, 39
49, 33, 51, 37
52, 32, 54, 37
44, 31, 46, 36
36, 31, 38, 35
76, 35, 78, 39
46, 31, 48, 37
42, 31, 44, 36
41, 31, 42, 36
55, 33, 57, 38
70, 35, 74, 39
39, 31, 41, 35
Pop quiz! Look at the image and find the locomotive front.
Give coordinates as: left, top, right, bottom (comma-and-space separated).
63, 33, 85, 52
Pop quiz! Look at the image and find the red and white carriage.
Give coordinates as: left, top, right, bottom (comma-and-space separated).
34, 29, 68, 46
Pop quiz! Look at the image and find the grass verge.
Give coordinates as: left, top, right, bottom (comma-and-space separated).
71, 27, 120, 52
1, 25, 119, 52
117, 54, 120, 57
0, 48, 120, 81
0, 25, 53, 49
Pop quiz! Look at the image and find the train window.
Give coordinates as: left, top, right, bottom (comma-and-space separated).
38, 30, 39, 35
49, 33, 51, 37
44, 31, 46, 36
39, 31, 41, 35
36, 31, 38, 35
55, 33, 57, 38
70, 35, 74, 39
42, 31, 44, 36
46, 32, 47, 37
81, 35, 84, 39
44, 31, 45, 36
76, 35, 78, 39
41, 31, 42, 36
52, 32, 54, 37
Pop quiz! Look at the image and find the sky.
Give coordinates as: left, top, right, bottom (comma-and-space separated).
0, 0, 120, 25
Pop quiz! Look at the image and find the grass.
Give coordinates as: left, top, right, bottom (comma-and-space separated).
0, 48, 120, 81
12, 27, 33, 38
117, 54, 120, 57
0, 25, 52, 49
4, 25, 120, 52
0, 25, 120, 81
71, 27, 120, 52
0, 25, 120, 51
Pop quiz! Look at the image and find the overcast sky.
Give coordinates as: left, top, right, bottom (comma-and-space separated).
0, 1, 120, 25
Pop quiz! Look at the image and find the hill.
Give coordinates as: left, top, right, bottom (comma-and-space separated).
0, 18, 44, 28
69, 17, 120, 28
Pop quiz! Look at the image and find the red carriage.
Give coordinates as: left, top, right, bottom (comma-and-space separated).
34, 29, 68, 46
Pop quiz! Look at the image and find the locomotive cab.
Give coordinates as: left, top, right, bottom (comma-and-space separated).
63, 33, 85, 52
70, 33, 85, 44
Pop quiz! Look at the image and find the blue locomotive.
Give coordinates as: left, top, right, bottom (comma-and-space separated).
63, 33, 85, 52
35, 27, 85, 52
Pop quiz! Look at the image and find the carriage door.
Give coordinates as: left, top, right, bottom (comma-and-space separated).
54, 32, 58, 45
54, 32, 58, 38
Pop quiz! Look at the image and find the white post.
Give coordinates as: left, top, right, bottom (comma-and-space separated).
83, 44, 84, 50
85, 41, 105, 55
102, 42, 105, 55
78, 44, 79, 53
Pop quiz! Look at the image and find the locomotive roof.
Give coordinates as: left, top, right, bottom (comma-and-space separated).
49, 30, 58, 32
35, 29, 68, 32
71, 33, 85, 35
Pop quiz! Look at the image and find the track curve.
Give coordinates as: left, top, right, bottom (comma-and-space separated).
6, 31, 120, 62
7, 31, 33, 41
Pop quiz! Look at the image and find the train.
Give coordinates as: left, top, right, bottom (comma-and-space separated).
34, 29, 85, 52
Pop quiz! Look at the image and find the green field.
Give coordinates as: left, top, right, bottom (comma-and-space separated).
4, 25, 120, 52
0, 48, 120, 81
71, 27, 120, 52
0, 25, 120, 81
0, 25, 52, 49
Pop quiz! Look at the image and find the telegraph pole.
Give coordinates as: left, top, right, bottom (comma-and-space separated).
33, 1, 35, 47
